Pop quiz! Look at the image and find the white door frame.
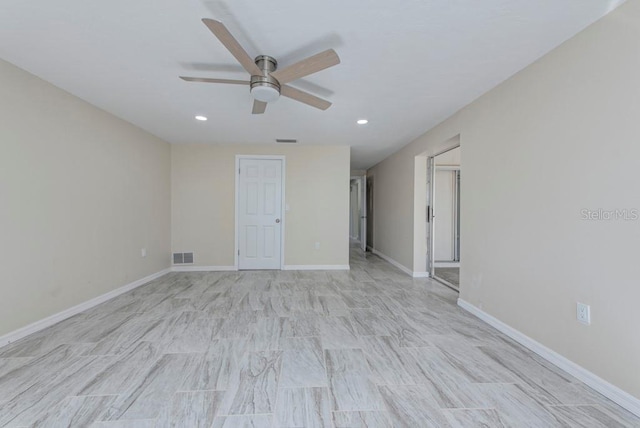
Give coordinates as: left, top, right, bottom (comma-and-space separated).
349, 175, 367, 251
434, 166, 460, 263
234, 155, 286, 270
428, 145, 460, 288
359, 175, 367, 251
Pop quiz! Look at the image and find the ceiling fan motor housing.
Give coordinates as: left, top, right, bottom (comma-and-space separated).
250, 55, 280, 102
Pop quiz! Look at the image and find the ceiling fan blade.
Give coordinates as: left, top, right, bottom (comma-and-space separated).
281, 85, 331, 110
252, 100, 267, 114
201, 18, 262, 76
179, 76, 249, 85
271, 49, 340, 84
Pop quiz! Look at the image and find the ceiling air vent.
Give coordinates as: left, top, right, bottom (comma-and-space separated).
276, 139, 297, 144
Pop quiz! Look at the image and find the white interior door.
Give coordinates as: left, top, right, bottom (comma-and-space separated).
238, 158, 282, 270
350, 181, 358, 239
427, 156, 434, 275
434, 169, 456, 261
360, 176, 367, 251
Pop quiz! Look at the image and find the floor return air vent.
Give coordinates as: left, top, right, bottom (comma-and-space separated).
173, 252, 194, 264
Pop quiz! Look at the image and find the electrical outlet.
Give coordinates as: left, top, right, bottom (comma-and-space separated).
141, 248, 147, 258
576, 302, 590, 325
314, 242, 320, 250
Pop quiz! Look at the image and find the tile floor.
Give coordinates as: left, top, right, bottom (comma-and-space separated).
433, 268, 459, 289
0, 246, 638, 427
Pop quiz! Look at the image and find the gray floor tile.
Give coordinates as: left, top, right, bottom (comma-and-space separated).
155, 390, 225, 428
185, 338, 248, 391
90, 420, 156, 428
359, 336, 415, 385
324, 348, 384, 411
443, 408, 506, 427
31, 395, 116, 427
212, 414, 273, 428
318, 316, 361, 350
219, 350, 282, 415
545, 404, 640, 428
79, 341, 163, 395
332, 410, 393, 428
276, 387, 332, 428
0, 354, 114, 426
0, 244, 637, 427
280, 337, 327, 388
378, 384, 451, 427
104, 353, 202, 421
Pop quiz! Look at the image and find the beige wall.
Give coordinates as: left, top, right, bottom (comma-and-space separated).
435, 146, 460, 166
369, 151, 416, 269
172, 144, 350, 268
0, 59, 172, 337
369, 1, 640, 399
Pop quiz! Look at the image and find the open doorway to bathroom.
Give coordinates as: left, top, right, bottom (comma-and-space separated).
428, 146, 460, 290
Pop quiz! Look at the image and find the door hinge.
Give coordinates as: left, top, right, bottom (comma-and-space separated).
238, 168, 240, 174
237, 249, 240, 256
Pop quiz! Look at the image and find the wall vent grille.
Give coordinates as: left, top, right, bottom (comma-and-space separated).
173, 252, 194, 264
276, 139, 297, 143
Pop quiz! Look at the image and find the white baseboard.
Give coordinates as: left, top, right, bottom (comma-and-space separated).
457, 298, 640, 418
0, 268, 171, 349
370, 248, 429, 278
434, 261, 460, 268
171, 265, 236, 272
371, 249, 413, 276
412, 272, 430, 278
283, 265, 350, 271
170, 265, 350, 272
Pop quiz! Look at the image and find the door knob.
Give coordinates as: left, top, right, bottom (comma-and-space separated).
275, 218, 280, 223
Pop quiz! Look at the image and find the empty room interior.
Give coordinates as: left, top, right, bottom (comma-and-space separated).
1, 0, 640, 426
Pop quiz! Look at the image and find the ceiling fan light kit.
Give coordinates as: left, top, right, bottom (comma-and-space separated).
180, 18, 340, 114
250, 83, 280, 103
250, 55, 280, 103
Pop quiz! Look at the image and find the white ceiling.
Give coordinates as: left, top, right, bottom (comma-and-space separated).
0, 0, 625, 169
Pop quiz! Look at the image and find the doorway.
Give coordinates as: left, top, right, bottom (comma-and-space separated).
366, 175, 374, 251
428, 146, 461, 289
235, 156, 285, 270
349, 175, 367, 251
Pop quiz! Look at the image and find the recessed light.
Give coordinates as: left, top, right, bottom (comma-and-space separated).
357, 119, 368, 125
195, 115, 208, 121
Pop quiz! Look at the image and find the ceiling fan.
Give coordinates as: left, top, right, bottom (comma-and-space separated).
180, 19, 340, 114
